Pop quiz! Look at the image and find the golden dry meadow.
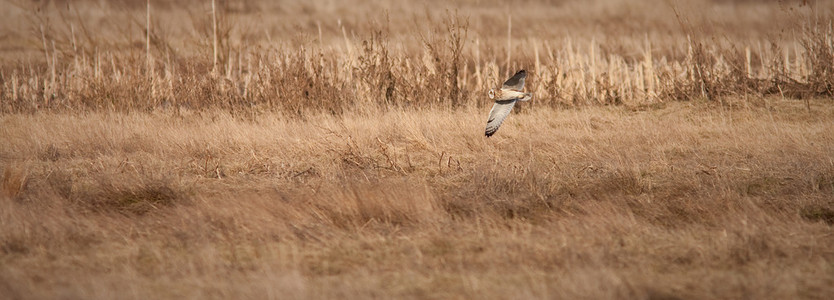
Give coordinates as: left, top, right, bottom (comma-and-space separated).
1, 0, 833, 299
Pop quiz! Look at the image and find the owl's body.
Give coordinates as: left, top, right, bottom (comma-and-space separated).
488, 89, 530, 101
485, 70, 533, 137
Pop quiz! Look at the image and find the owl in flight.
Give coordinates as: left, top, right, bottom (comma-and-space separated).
485, 70, 532, 137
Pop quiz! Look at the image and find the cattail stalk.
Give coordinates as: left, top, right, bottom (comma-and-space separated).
506, 14, 512, 77
212, 0, 218, 73
146, 0, 152, 74
746, 46, 752, 78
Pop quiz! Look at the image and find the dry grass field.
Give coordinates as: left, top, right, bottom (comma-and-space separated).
2, 0, 834, 299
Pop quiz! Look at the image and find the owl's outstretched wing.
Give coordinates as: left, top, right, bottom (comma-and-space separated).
485, 99, 517, 137
502, 69, 527, 91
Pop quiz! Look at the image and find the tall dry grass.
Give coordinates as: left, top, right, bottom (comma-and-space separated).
1, 0, 834, 299
1, 0, 833, 113
1, 100, 833, 299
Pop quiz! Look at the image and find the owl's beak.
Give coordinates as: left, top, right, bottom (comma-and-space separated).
488, 89, 495, 99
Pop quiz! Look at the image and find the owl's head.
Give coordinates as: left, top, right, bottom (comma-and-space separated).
488, 89, 495, 99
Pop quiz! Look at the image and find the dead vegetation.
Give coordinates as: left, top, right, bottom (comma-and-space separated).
2, 100, 833, 299
1, 0, 834, 113
1, 0, 834, 299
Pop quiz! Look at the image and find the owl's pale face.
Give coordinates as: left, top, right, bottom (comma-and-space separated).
488, 89, 495, 99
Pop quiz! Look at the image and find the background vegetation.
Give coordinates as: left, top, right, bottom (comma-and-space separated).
1, 0, 833, 299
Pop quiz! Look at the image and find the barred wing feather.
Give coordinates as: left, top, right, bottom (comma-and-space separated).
485, 100, 517, 137
502, 70, 527, 91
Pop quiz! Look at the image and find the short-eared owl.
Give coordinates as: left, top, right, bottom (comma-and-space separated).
485, 70, 533, 137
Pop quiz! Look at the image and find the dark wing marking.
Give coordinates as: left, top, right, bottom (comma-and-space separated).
502, 69, 527, 91
485, 99, 517, 137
